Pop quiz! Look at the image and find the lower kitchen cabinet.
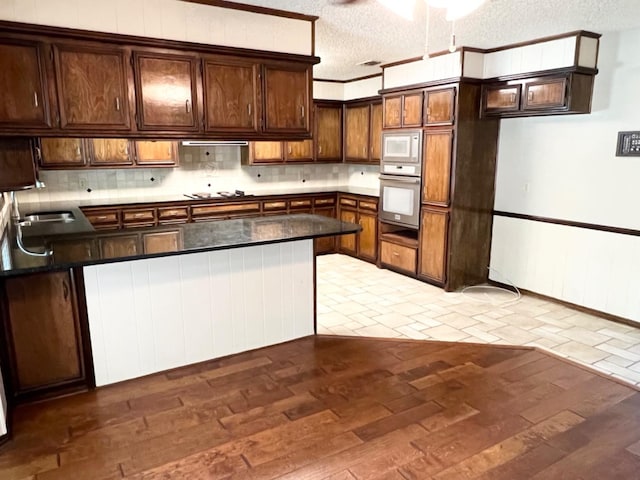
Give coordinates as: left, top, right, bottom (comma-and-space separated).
99, 234, 140, 259
380, 236, 418, 275
418, 207, 449, 284
338, 194, 378, 263
0, 270, 93, 402
143, 230, 182, 254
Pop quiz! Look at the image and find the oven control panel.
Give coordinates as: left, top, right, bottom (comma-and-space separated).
616, 131, 640, 156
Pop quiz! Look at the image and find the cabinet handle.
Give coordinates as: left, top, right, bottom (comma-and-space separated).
63, 281, 69, 301
33, 91, 39, 108
392, 251, 400, 256
288, 145, 292, 154
76, 145, 81, 156
363, 146, 367, 156
528, 90, 534, 101
248, 103, 252, 116
96, 215, 108, 220
115, 97, 121, 111
318, 145, 322, 154
186, 99, 191, 113
86, 246, 92, 258
510, 93, 516, 103
300, 105, 305, 119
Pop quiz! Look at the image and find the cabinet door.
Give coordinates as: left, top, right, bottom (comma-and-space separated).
523, 78, 567, 110
39, 138, 86, 168
383, 96, 402, 128
203, 59, 258, 133
424, 88, 455, 125
51, 239, 97, 263
135, 141, 178, 166
339, 209, 357, 255
54, 44, 130, 130
143, 230, 181, 254
89, 138, 132, 167
380, 241, 417, 274
285, 140, 313, 163
423, 130, 453, 206
483, 85, 521, 114
402, 93, 423, 127
3, 271, 88, 399
370, 102, 383, 163
262, 64, 310, 133
0, 40, 50, 128
134, 51, 199, 131
313, 206, 336, 254
315, 104, 342, 162
249, 141, 284, 164
0, 138, 36, 190
419, 207, 448, 284
358, 211, 378, 262
344, 105, 370, 162
99, 235, 140, 259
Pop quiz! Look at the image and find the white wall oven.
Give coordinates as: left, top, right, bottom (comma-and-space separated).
379, 129, 423, 229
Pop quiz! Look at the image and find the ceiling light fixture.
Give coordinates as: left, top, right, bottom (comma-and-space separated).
423, 0, 486, 59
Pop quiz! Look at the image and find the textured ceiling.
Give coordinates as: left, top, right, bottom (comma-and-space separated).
231, 0, 640, 80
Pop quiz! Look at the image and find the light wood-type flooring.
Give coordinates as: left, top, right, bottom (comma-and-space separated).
2, 336, 640, 479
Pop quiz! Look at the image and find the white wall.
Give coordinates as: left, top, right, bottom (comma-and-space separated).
313, 76, 383, 101
0, 0, 312, 55
490, 28, 640, 322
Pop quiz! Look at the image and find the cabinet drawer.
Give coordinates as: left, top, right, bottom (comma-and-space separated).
359, 200, 378, 212
381, 241, 417, 274
83, 210, 119, 226
122, 208, 156, 224
339, 197, 357, 208
290, 199, 312, 209
191, 202, 261, 219
314, 197, 335, 207
158, 206, 189, 223
263, 200, 287, 212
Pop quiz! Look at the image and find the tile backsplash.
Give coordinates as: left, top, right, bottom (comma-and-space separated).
18, 146, 380, 203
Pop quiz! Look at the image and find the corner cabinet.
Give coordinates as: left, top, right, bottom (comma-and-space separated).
0, 270, 93, 402
481, 72, 595, 118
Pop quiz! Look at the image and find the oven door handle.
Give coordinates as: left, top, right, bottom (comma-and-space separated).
379, 175, 421, 184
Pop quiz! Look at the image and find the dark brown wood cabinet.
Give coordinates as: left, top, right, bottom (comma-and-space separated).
315, 102, 342, 162
0, 39, 50, 129
338, 194, 378, 263
134, 140, 178, 166
248, 141, 284, 164
380, 238, 417, 275
313, 195, 337, 255
0, 138, 37, 190
285, 140, 313, 163
370, 102, 383, 163
424, 87, 455, 125
262, 63, 311, 134
1, 270, 92, 402
422, 130, 453, 207
134, 51, 199, 131
418, 207, 448, 283
99, 234, 140, 258
38, 137, 85, 168
481, 73, 594, 117
88, 138, 132, 167
383, 92, 423, 128
143, 230, 182, 254
53, 43, 130, 130
203, 58, 259, 134
344, 99, 382, 164
51, 238, 98, 263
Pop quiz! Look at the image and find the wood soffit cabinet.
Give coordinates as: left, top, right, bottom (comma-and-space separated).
0, 20, 319, 140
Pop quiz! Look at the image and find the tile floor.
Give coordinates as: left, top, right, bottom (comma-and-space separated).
316, 254, 640, 387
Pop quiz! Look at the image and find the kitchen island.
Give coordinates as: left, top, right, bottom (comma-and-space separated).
0, 213, 360, 441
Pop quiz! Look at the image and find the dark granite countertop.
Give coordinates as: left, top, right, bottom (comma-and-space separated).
1, 214, 360, 277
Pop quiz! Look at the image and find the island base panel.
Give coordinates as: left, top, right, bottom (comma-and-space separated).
83, 240, 315, 386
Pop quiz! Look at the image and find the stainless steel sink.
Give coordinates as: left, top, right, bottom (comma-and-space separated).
21, 211, 76, 224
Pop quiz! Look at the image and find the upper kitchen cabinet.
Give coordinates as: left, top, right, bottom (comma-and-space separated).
134, 141, 178, 166
53, 44, 131, 130
0, 39, 50, 129
0, 138, 37, 191
38, 137, 86, 168
133, 51, 200, 132
344, 98, 382, 164
315, 102, 342, 163
262, 63, 311, 134
383, 92, 423, 128
424, 87, 455, 125
202, 58, 259, 134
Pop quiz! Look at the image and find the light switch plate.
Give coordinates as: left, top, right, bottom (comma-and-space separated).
616, 131, 640, 156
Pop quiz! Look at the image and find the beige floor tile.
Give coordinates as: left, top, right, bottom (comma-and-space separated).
490, 325, 540, 345
409, 313, 443, 328
556, 327, 610, 347
461, 326, 500, 343
529, 327, 571, 346
394, 325, 429, 340
332, 301, 369, 316
564, 313, 616, 331
630, 362, 640, 373
552, 341, 610, 364
593, 360, 640, 383
321, 311, 353, 328
420, 325, 471, 342
354, 324, 402, 338
604, 354, 634, 368
596, 343, 640, 362
373, 312, 414, 328
500, 313, 546, 330
434, 312, 478, 329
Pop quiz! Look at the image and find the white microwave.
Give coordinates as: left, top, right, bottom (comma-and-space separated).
381, 130, 423, 166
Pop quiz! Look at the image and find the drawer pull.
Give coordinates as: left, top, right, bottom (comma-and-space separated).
33, 91, 39, 108
96, 215, 108, 220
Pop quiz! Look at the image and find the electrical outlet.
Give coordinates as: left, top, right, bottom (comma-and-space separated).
78, 178, 87, 189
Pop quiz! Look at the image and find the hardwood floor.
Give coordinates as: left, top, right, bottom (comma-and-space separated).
1, 336, 640, 479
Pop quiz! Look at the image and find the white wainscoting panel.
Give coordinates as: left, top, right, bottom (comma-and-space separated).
84, 241, 315, 386
490, 216, 640, 323
383, 52, 462, 90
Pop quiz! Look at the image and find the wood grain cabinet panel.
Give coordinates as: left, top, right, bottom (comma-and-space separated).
121, 208, 156, 226
51, 239, 97, 263
262, 64, 310, 133
134, 51, 199, 131
0, 138, 37, 190
380, 241, 417, 274
423, 130, 453, 206
339, 209, 357, 256
418, 207, 449, 284
338, 195, 379, 262
344, 105, 370, 162
203, 59, 258, 134
81, 209, 119, 229
0, 39, 50, 128
143, 230, 182, 254
358, 211, 378, 262
313, 206, 336, 254
54, 44, 130, 130
134, 141, 178, 166
315, 103, 342, 162
424, 88, 455, 125
370, 102, 383, 163
99, 235, 140, 258
384, 93, 422, 128
285, 140, 313, 163
483, 85, 521, 114
523, 78, 567, 109
157, 206, 189, 224
88, 138, 132, 166
383, 96, 402, 128
2, 271, 90, 400
39, 137, 85, 168
249, 141, 284, 164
